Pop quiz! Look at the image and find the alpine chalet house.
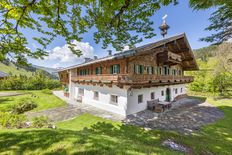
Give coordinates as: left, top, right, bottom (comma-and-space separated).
58, 33, 198, 116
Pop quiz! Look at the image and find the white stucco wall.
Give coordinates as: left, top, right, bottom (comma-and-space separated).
70, 82, 128, 115
126, 84, 186, 115
68, 78, 186, 116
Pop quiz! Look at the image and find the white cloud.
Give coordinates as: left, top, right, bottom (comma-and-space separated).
227, 38, 232, 43
45, 40, 94, 64
123, 45, 130, 51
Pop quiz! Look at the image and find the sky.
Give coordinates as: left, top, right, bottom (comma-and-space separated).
27, 1, 216, 69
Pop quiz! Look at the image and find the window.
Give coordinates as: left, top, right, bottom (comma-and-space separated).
94, 91, 99, 100
110, 95, 118, 105
134, 64, 144, 74
161, 90, 164, 96
157, 67, 162, 75
178, 70, 182, 76
180, 88, 183, 93
172, 69, 176, 76
163, 66, 169, 75
78, 88, 84, 96
61, 74, 63, 79
175, 88, 178, 94
147, 66, 153, 74
138, 94, 143, 104
80, 69, 89, 76
151, 92, 155, 100
95, 67, 102, 75
110, 64, 120, 74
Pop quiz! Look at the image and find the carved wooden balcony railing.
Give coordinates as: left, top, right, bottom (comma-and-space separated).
157, 51, 182, 65
71, 74, 194, 84
71, 74, 126, 83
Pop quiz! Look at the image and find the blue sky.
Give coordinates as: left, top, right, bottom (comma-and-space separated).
28, 1, 216, 68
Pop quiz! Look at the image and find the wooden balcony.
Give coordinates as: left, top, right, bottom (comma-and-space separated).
60, 78, 69, 84
157, 51, 182, 65
71, 74, 194, 85
71, 74, 127, 83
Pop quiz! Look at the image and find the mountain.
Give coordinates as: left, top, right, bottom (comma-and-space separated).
32, 65, 58, 78
0, 59, 58, 79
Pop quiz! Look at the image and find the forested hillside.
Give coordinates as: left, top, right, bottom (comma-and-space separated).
187, 43, 232, 96
0, 59, 58, 79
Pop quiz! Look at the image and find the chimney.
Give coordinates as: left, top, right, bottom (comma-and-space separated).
108, 50, 112, 56
94, 56, 98, 60
84, 57, 92, 63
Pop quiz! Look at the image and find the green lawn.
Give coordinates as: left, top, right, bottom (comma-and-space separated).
0, 96, 232, 154
0, 91, 66, 112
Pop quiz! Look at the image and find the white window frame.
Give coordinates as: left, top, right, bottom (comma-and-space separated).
151, 92, 155, 100
138, 94, 143, 104
78, 88, 84, 96
93, 91, 99, 100
110, 95, 118, 105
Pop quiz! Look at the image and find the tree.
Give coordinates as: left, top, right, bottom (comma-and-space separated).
0, 0, 177, 64
189, 0, 232, 44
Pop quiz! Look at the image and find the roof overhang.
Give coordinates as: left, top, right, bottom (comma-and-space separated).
58, 33, 198, 72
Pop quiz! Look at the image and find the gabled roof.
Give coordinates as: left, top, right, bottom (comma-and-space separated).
0, 71, 8, 78
58, 33, 198, 72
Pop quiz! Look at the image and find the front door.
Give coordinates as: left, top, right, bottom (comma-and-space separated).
166, 88, 171, 102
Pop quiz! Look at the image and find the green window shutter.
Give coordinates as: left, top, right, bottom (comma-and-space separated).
110, 65, 113, 74
117, 64, 120, 73
100, 67, 102, 74
139, 65, 143, 74
95, 67, 98, 75
134, 64, 136, 74
151, 67, 154, 74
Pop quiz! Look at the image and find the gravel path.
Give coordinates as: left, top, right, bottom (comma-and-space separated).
0, 92, 25, 97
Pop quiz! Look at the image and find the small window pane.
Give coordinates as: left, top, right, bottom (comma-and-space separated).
94, 91, 99, 100
138, 94, 143, 104
161, 90, 164, 96
79, 88, 84, 96
151, 92, 155, 100
110, 95, 118, 105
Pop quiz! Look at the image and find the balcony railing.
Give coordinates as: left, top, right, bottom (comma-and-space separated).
71, 74, 194, 84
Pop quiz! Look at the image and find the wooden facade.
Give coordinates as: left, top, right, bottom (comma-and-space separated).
58, 33, 198, 89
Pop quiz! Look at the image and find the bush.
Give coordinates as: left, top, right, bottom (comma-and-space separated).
12, 97, 37, 114
41, 88, 52, 94
32, 116, 49, 128
0, 112, 26, 129
0, 70, 61, 90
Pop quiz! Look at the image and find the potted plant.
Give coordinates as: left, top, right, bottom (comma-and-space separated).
63, 86, 69, 97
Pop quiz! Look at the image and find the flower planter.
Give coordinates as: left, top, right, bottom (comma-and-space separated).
64, 92, 69, 98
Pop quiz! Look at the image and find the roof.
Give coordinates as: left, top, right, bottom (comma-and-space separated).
0, 71, 8, 78
58, 33, 198, 72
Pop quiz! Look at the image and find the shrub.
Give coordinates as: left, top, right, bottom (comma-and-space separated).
12, 97, 37, 114
0, 112, 26, 129
41, 88, 52, 94
32, 116, 49, 128
0, 70, 61, 90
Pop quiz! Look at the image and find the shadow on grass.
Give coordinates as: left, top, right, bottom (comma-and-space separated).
0, 98, 13, 104
0, 98, 232, 154
0, 123, 180, 155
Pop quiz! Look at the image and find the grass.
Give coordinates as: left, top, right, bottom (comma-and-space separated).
0, 90, 66, 112
0, 94, 232, 154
